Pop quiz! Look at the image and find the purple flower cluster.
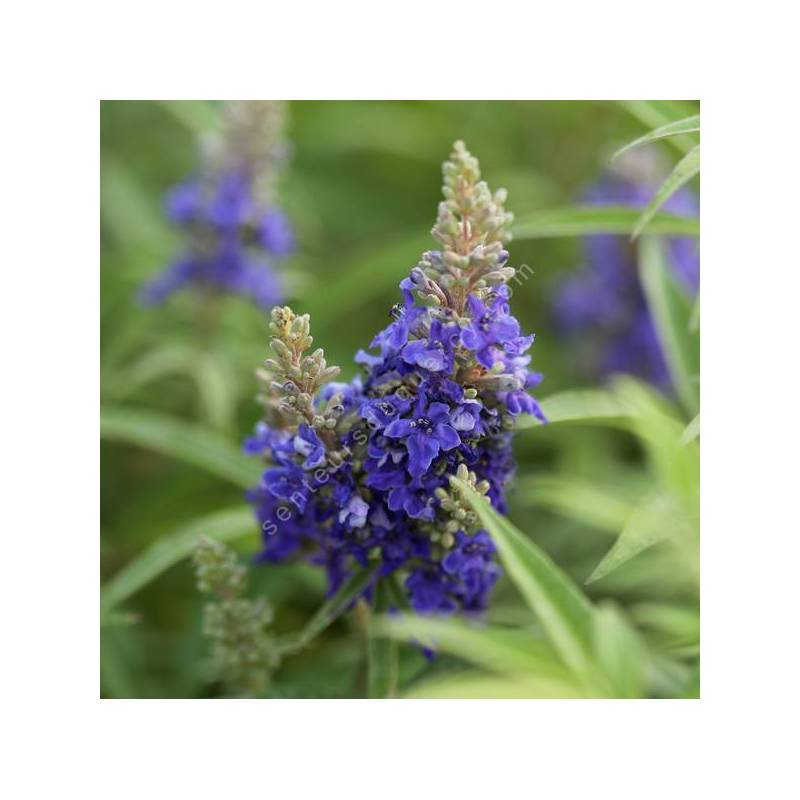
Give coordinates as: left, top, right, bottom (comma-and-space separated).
140, 171, 293, 308
554, 173, 699, 388
247, 284, 541, 613
141, 102, 294, 308
244, 142, 544, 617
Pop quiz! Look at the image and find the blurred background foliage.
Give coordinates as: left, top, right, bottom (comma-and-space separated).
100, 100, 699, 698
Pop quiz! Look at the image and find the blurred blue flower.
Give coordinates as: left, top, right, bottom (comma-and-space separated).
554, 172, 699, 388
141, 102, 294, 309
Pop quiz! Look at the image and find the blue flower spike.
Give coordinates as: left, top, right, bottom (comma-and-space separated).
141, 101, 295, 309
246, 141, 544, 617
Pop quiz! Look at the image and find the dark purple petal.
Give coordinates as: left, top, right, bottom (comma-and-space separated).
426, 401, 450, 422
434, 423, 460, 451
385, 418, 416, 438
406, 433, 440, 478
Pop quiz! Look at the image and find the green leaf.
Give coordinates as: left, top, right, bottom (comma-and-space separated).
689, 292, 701, 333
648, 654, 693, 698
367, 582, 398, 698
632, 146, 700, 240
592, 602, 649, 698
405, 671, 588, 699
586, 491, 691, 584
103, 348, 239, 433
100, 506, 256, 617
278, 563, 381, 654
102, 344, 202, 400
100, 610, 141, 628
631, 602, 700, 654
611, 115, 700, 162
514, 388, 632, 431
611, 380, 699, 567
451, 478, 597, 685
378, 615, 567, 678
617, 100, 700, 155
638, 237, 700, 416
680, 414, 700, 446
101, 406, 261, 488
515, 474, 636, 534
512, 205, 699, 240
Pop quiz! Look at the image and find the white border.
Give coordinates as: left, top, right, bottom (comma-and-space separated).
4, 1, 799, 797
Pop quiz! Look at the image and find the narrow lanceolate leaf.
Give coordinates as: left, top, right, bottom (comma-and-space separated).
512, 205, 699, 240
278, 563, 381, 654
451, 478, 596, 684
378, 615, 568, 679
514, 388, 632, 431
586, 491, 691, 584
515, 474, 636, 534
611, 115, 700, 163
632, 146, 700, 240
405, 671, 589, 699
617, 100, 700, 155
631, 602, 700, 653
101, 406, 261, 488
100, 507, 256, 617
638, 238, 700, 416
680, 414, 700, 446
102, 343, 203, 401
592, 603, 649, 699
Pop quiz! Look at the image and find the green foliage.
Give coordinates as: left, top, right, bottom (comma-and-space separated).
101, 507, 256, 620
378, 615, 570, 679
592, 602, 649, 698
450, 477, 600, 691
632, 146, 700, 240
681, 413, 700, 446
639, 238, 700, 413
586, 491, 690, 584
515, 474, 636, 534
616, 100, 700, 154
101, 406, 260, 487
611, 114, 700, 162
638, 236, 700, 416
611, 107, 701, 241
276, 563, 381, 654
378, 475, 681, 698
515, 387, 632, 430
583, 378, 700, 586
513, 205, 699, 239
